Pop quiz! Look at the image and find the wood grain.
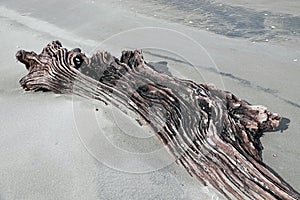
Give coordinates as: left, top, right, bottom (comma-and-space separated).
16, 41, 300, 200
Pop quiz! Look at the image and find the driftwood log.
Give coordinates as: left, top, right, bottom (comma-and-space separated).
16, 41, 299, 200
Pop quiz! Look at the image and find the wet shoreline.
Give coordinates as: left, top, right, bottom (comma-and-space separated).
119, 0, 300, 43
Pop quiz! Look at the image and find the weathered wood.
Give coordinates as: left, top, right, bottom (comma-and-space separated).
16, 41, 299, 200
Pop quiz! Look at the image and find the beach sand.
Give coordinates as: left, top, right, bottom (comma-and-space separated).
0, 0, 299, 199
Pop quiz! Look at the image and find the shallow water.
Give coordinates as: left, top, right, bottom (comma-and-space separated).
119, 0, 300, 42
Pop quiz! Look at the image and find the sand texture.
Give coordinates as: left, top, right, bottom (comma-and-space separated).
0, 0, 299, 199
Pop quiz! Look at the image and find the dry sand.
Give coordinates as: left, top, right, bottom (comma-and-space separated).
0, 0, 299, 199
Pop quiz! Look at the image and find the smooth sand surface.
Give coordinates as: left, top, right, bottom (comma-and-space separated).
0, 0, 299, 199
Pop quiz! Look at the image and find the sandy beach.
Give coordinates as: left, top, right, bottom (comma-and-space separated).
0, 0, 299, 199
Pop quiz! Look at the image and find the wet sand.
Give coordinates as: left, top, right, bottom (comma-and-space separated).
0, 0, 299, 199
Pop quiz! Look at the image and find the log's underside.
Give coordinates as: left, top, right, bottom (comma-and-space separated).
16, 41, 299, 200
